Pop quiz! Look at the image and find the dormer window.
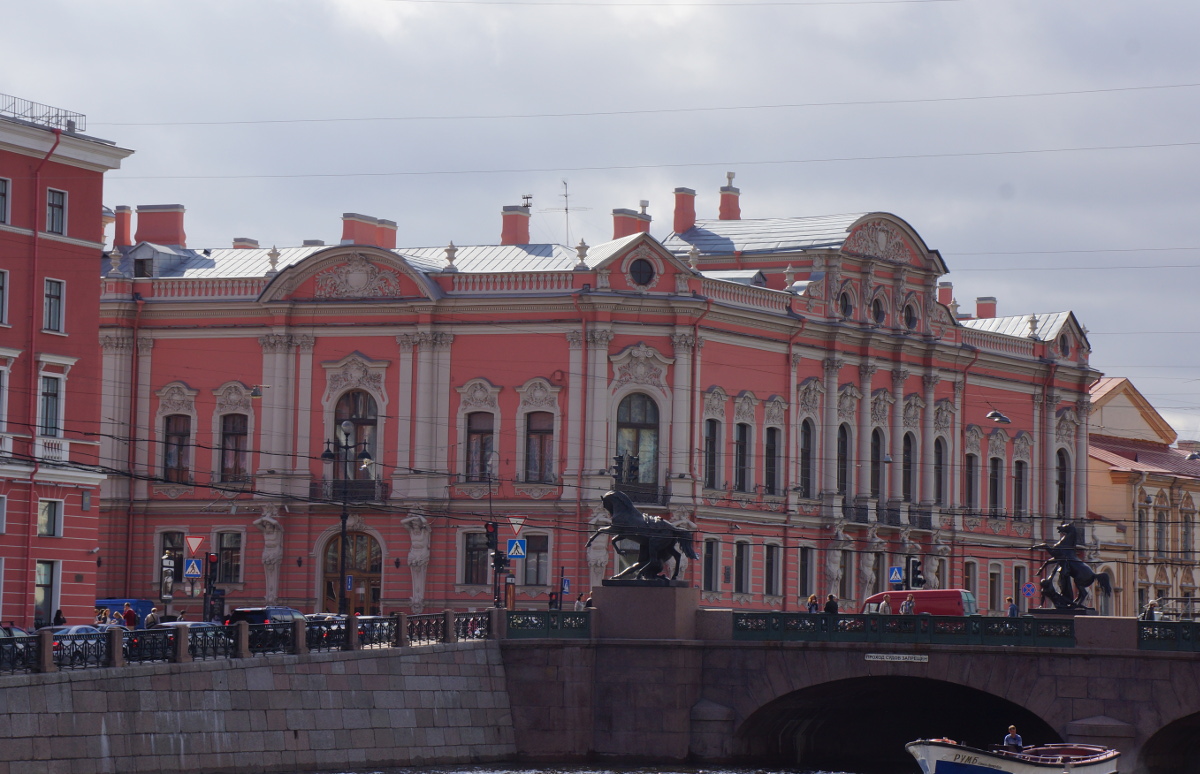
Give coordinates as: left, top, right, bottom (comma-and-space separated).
871, 298, 885, 324
629, 258, 655, 286
134, 259, 153, 278
1059, 335, 1071, 358
839, 292, 853, 318
904, 304, 918, 330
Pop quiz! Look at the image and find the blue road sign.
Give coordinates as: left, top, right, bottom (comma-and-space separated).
1021, 582, 1037, 598
562, 577, 570, 593
888, 566, 904, 584
507, 538, 527, 559
346, 574, 354, 591
183, 558, 203, 579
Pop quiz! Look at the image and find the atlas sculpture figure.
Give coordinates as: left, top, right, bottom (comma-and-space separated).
586, 490, 698, 581
1032, 522, 1111, 609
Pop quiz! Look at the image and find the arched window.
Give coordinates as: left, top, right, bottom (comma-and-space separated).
617, 393, 659, 492
1055, 449, 1071, 517
764, 426, 781, 496
870, 428, 885, 498
933, 438, 946, 506
902, 433, 915, 503
335, 390, 378, 481
734, 423, 751, 492
798, 420, 815, 499
836, 424, 851, 494
703, 418, 720, 489
163, 414, 191, 483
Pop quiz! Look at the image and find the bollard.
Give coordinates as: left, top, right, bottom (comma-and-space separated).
395, 613, 409, 648
489, 607, 506, 640
346, 612, 359, 651
173, 625, 191, 664
292, 618, 308, 655
233, 620, 250, 658
443, 609, 458, 643
107, 627, 125, 668
38, 629, 56, 673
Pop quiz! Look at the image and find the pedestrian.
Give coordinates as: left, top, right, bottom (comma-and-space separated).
144, 607, 160, 628
900, 593, 915, 615
1003, 725, 1023, 751
109, 610, 123, 626
806, 594, 820, 613
823, 594, 839, 615
574, 593, 584, 612
122, 602, 138, 629
877, 595, 892, 615
52, 609, 67, 626
177, 610, 187, 622
1142, 601, 1158, 621
1006, 596, 1019, 618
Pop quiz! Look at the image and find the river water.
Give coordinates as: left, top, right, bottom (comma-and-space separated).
315, 765, 909, 774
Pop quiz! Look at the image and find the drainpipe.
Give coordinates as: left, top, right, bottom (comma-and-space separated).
571, 293, 589, 588
123, 293, 145, 597
22, 129, 61, 625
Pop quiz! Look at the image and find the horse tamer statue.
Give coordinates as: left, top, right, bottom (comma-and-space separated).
1032, 522, 1111, 610
586, 490, 698, 581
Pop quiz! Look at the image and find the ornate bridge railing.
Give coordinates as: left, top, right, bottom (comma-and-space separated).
358, 617, 397, 648
53, 632, 109, 669
408, 614, 446, 646
306, 621, 346, 652
248, 623, 294, 655
0, 635, 38, 673
124, 629, 175, 664
455, 611, 491, 641
189, 626, 235, 660
505, 610, 592, 639
732, 612, 1076, 648
1138, 620, 1199, 651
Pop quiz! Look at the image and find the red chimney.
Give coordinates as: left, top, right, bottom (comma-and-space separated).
613, 208, 640, 239
134, 204, 186, 247
719, 172, 741, 221
232, 238, 259, 249
341, 213, 379, 245
673, 187, 696, 234
501, 205, 530, 245
376, 219, 397, 249
114, 205, 133, 247
937, 282, 953, 306
976, 297, 997, 319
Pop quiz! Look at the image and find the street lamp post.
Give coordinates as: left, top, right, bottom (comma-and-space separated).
320, 419, 373, 616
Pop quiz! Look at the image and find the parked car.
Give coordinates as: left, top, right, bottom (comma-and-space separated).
860, 589, 979, 616
0, 623, 34, 667
38, 625, 106, 666
226, 607, 305, 625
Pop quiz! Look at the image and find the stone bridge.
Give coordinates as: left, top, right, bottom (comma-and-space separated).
503, 585, 1200, 774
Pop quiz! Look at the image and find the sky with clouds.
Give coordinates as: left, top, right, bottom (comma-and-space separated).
4, 0, 1200, 435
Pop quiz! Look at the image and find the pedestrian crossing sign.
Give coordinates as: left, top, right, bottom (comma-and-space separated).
888, 566, 904, 584
183, 558, 203, 579
507, 538, 527, 558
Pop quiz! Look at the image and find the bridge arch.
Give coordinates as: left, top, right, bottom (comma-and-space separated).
734, 675, 1059, 770
1140, 710, 1200, 774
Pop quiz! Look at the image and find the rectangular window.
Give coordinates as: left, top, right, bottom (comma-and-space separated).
934, 440, 945, 506
0, 495, 6, 533
220, 413, 249, 482
765, 544, 780, 597
46, 189, 66, 235
37, 499, 62, 537
1156, 510, 1169, 558
0, 269, 7, 324
0, 178, 9, 224
963, 561, 977, 594
1137, 508, 1149, 557
799, 421, 813, 498
465, 412, 494, 481
217, 531, 241, 583
39, 375, 62, 437
43, 279, 64, 332
34, 560, 56, 629
798, 547, 813, 599
163, 414, 191, 483
764, 427, 780, 496
1013, 566, 1026, 615
1013, 461, 1027, 517
989, 567, 1002, 611
839, 551, 853, 600
734, 542, 749, 593
702, 538, 718, 591
964, 454, 978, 510
988, 458, 1002, 515
734, 423, 750, 492
704, 420, 720, 489
524, 411, 555, 483
523, 534, 549, 586
463, 532, 489, 584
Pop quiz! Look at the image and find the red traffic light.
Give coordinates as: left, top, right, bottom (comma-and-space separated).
206, 552, 219, 565
484, 521, 498, 549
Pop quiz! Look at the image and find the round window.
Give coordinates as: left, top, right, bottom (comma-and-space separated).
629, 258, 655, 286
872, 298, 886, 324
904, 304, 918, 330
839, 293, 854, 318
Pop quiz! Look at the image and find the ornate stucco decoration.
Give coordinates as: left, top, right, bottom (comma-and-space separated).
988, 430, 1009, 459
322, 353, 388, 406
609, 342, 673, 396
842, 220, 916, 264
458, 378, 501, 411
870, 389, 894, 426
764, 397, 786, 427
99, 335, 134, 353
934, 399, 955, 432
156, 382, 197, 416
1056, 408, 1080, 444
670, 332, 697, 354
903, 394, 925, 428
214, 382, 252, 414
314, 254, 403, 298
621, 244, 665, 291
1013, 432, 1033, 462
153, 484, 193, 499
734, 392, 758, 424
797, 378, 825, 416
1013, 520, 1031, 538
837, 384, 863, 421
965, 424, 984, 451
454, 482, 498, 499
516, 378, 559, 411
513, 483, 557, 500
703, 387, 729, 422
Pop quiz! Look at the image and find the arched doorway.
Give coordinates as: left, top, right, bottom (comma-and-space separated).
322, 531, 383, 615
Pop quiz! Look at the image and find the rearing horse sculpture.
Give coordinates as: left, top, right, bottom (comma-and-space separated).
1033, 522, 1112, 609
586, 490, 698, 581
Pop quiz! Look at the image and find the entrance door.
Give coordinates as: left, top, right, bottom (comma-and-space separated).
322, 531, 382, 615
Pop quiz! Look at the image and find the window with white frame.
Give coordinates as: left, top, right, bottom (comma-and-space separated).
216, 531, 242, 583
988, 457, 1004, 515
798, 546, 814, 599
43, 279, 64, 332
989, 564, 1003, 612
38, 375, 62, 437
1013, 460, 1028, 518
734, 541, 750, 593
798, 420, 815, 498
0, 269, 7, 324
522, 534, 549, 586
462, 531, 489, 585
0, 177, 9, 224
163, 414, 191, 483
34, 560, 57, 629
764, 426, 781, 496
37, 499, 63, 537
703, 419, 721, 489
0, 495, 6, 532
219, 413, 249, 482
702, 538, 719, 591
524, 411, 555, 483
964, 454, 979, 510
465, 411, 494, 481
765, 543, 781, 597
836, 424, 851, 494
902, 433, 916, 503
963, 560, 977, 595
1055, 449, 1071, 517
733, 423, 751, 492
934, 438, 946, 505
46, 188, 66, 235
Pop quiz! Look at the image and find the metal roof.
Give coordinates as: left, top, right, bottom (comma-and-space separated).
699, 269, 766, 286
662, 214, 865, 256
959, 311, 1072, 341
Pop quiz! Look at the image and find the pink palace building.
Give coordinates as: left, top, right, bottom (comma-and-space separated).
96, 175, 1100, 619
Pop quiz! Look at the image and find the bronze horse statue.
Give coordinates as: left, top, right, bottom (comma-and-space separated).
1033, 522, 1111, 609
586, 490, 698, 581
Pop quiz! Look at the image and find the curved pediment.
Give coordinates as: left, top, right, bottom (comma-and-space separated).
258, 246, 443, 303
842, 213, 949, 275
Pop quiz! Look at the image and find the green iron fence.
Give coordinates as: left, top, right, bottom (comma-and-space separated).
733, 612, 1075, 648
505, 610, 592, 639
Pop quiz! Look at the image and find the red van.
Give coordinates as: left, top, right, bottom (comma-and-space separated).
860, 589, 979, 616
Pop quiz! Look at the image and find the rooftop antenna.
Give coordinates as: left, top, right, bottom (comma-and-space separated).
538, 180, 590, 246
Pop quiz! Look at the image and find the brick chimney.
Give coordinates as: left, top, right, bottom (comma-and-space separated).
937, 281, 953, 306
718, 172, 741, 221
501, 205, 530, 245
114, 205, 133, 248
673, 187, 696, 234
341, 213, 379, 245
134, 204, 186, 247
232, 238, 259, 249
612, 208, 640, 239
976, 297, 997, 319
376, 219, 398, 249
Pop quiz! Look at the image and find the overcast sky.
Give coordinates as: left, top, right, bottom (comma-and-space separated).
5, 0, 1200, 436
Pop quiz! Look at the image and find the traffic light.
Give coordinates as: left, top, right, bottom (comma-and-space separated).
907, 556, 926, 589
626, 455, 639, 483
206, 552, 219, 581
612, 454, 626, 482
484, 522, 498, 550
492, 550, 508, 572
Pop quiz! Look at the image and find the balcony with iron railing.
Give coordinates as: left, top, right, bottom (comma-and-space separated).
0, 93, 86, 132
310, 478, 391, 503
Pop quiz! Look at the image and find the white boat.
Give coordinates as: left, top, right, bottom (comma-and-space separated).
906, 737, 1120, 774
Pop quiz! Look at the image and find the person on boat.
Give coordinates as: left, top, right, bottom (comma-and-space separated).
1003, 725, 1023, 751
